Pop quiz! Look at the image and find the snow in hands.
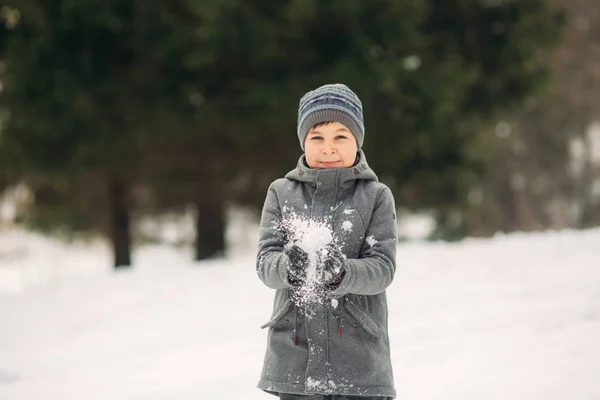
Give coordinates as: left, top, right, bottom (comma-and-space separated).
280, 214, 344, 308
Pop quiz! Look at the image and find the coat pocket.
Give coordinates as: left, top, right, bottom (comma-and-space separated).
344, 299, 382, 339
260, 299, 293, 329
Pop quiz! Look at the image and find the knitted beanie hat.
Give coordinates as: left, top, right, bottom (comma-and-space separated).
297, 83, 365, 150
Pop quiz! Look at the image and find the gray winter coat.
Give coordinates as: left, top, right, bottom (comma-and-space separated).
256, 151, 397, 398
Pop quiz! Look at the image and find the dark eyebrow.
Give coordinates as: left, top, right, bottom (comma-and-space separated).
309, 128, 350, 135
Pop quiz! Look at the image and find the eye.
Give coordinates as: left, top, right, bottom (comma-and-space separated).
310, 136, 323, 140
336, 135, 348, 140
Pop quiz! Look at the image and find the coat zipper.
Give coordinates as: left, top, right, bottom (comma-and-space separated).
337, 296, 345, 336
292, 307, 299, 345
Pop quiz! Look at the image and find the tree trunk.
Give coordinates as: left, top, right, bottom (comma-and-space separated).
194, 178, 226, 261
109, 174, 132, 268
513, 188, 536, 231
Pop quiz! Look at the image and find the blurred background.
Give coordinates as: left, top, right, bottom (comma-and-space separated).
2, 0, 598, 267
1, 2, 600, 400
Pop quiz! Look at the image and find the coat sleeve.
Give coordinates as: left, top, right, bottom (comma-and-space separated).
256, 181, 294, 289
330, 187, 397, 296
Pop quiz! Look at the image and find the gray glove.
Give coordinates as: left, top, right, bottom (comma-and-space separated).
321, 243, 345, 285
284, 244, 309, 282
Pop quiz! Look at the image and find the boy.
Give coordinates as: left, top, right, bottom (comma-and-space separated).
256, 84, 397, 400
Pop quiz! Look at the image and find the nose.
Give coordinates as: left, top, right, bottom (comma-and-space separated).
321, 144, 336, 155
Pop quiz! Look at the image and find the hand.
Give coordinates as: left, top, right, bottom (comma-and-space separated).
284, 244, 309, 282
320, 243, 345, 285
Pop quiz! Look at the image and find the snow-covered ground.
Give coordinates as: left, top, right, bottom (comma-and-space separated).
1, 225, 600, 400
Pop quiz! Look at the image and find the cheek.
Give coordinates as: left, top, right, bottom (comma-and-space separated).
340, 158, 354, 168
304, 147, 318, 167
341, 146, 357, 166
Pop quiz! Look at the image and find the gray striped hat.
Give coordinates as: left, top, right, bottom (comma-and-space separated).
297, 83, 364, 150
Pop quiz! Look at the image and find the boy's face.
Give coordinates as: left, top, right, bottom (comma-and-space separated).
304, 122, 358, 169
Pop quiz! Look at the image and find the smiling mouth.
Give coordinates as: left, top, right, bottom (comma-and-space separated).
320, 161, 340, 165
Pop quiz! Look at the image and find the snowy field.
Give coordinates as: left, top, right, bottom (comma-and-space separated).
1, 225, 600, 400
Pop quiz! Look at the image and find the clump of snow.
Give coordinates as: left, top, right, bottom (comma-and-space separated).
306, 377, 338, 391
306, 377, 322, 390
280, 215, 338, 309
306, 376, 350, 392
331, 298, 339, 308
343, 208, 354, 215
366, 235, 378, 247
292, 220, 333, 257
341, 220, 353, 232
